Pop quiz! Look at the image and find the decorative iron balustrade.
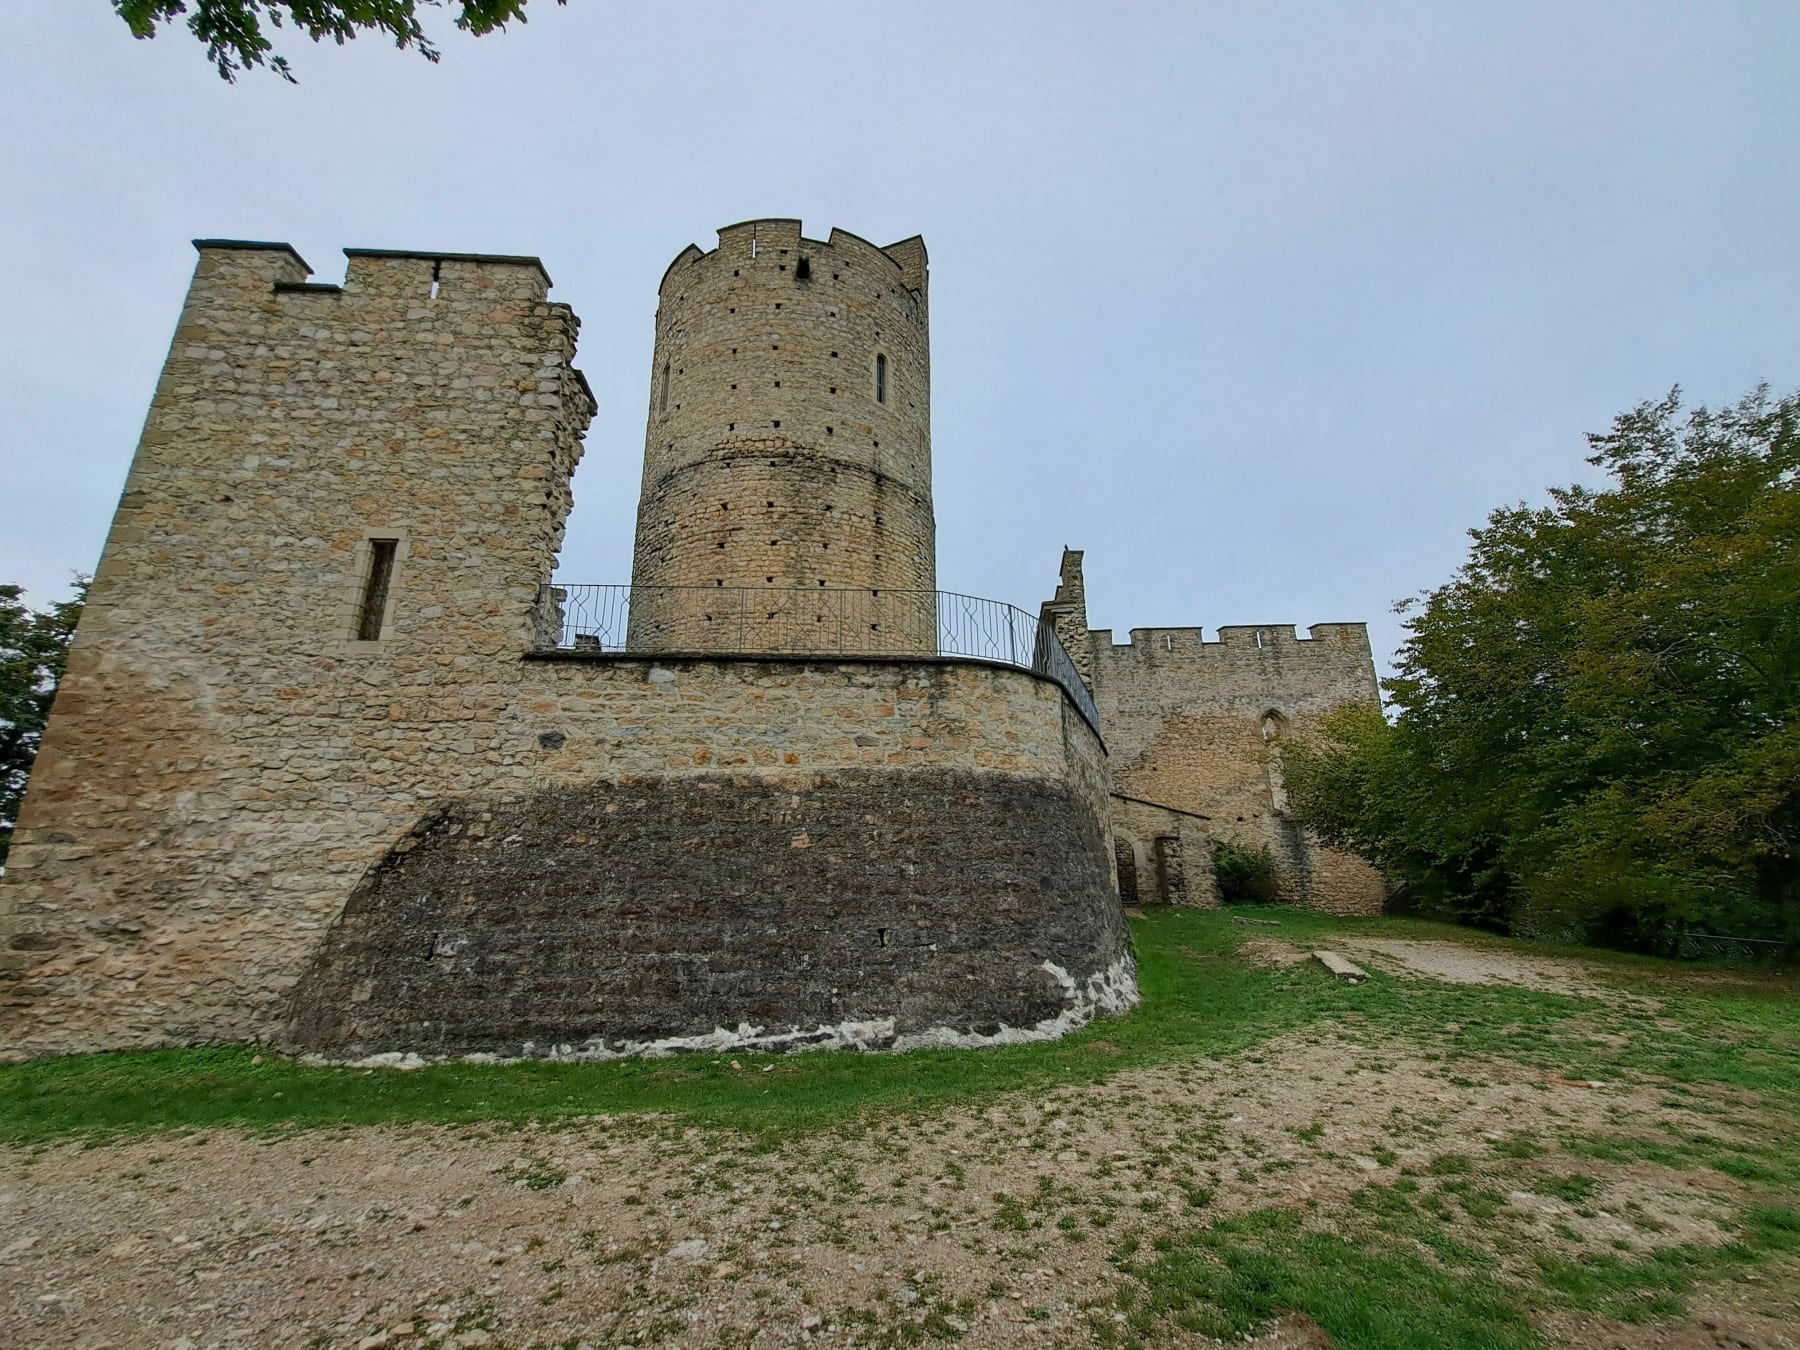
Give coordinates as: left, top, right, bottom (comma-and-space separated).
532, 583, 1100, 731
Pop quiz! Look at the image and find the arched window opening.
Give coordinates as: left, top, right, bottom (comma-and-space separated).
875, 352, 887, 405
1260, 709, 1289, 742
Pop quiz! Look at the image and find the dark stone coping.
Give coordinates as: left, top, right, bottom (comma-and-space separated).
716, 215, 805, 234
570, 367, 596, 409
1111, 791, 1211, 822
521, 647, 1105, 744
192, 238, 312, 274
343, 247, 552, 286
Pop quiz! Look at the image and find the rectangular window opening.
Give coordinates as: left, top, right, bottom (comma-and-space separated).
357, 539, 398, 640
875, 352, 887, 404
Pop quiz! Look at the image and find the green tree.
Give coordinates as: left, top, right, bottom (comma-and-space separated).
112, 1, 560, 82
1286, 386, 1800, 953
1, 582, 87, 867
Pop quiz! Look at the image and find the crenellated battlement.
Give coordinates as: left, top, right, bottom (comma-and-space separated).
1092, 621, 1372, 660
179, 239, 589, 413
343, 246, 552, 283
1087, 620, 1380, 711
658, 218, 928, 299
191, 239, 555, 306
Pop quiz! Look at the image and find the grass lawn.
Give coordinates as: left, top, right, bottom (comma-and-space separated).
3, 906, 1796, 1348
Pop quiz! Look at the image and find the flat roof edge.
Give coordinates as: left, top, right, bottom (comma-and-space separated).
192, 238, 312, 274
342, 247, 552, 285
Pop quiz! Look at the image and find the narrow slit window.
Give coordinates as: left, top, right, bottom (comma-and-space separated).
660, 362, 670, 414
357, 540, 398, 640
875, 353, 887, 404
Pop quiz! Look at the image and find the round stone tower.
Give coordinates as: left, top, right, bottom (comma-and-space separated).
629, 219, 935, 651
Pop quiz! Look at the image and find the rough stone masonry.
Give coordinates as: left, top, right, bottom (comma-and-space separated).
0, 218, 1381, 1063
1041, 548, 1388, 914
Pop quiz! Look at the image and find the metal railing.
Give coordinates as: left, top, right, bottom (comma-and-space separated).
1678, 933, 1791, 965
532, 583, 1100, 731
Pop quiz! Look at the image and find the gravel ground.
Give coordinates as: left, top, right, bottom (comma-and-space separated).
0, 939, 1790, 1350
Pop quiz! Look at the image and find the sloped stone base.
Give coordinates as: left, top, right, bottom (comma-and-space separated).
285, 768, 1135, 1060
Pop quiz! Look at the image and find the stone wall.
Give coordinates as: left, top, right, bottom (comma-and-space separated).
1108, 794, 1218, 909
288, 658, 1130, 1059
631, 220, 935, 652
1050, 550, 1388, 916
1040, 546, 1094, 693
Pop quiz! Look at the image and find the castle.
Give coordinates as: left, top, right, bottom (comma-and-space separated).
0, 220, 1382, 1063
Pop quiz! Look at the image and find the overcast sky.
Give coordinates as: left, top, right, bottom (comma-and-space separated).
3, 2, 1796, 675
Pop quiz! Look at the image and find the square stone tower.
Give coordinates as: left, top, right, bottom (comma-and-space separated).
0, 241, 594, 1054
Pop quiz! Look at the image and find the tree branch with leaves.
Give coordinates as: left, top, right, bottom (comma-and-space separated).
1, 582, 87, 868
1285, 385, 1800, 953
112, 1, 563, 82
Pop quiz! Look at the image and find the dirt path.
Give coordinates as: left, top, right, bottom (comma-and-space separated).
1333, 937, 1660, 1003
1240, 931, 1658, 1003
0, 1021, 1761, 1350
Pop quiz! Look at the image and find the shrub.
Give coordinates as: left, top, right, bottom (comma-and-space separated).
1213, 841, 1278, 903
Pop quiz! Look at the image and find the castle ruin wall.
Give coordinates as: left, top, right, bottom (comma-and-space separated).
1091, 622, 1387, 914
1047, 551, 1387, 916
0, 231, 1134, 1062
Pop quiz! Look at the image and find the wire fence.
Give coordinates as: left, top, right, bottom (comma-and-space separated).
533, 583, 1100, 730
